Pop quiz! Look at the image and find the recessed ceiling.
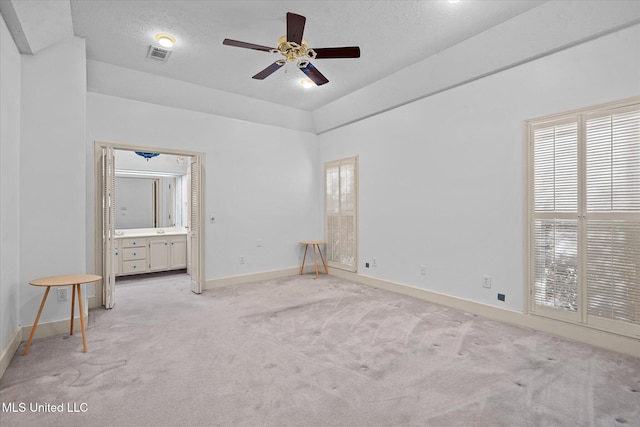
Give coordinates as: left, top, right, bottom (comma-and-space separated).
70, 0, 546, 111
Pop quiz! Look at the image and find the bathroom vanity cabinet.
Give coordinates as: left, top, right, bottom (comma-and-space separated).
115, 231, 187, 277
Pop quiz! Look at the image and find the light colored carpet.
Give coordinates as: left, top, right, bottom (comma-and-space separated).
1, 273, 638, 426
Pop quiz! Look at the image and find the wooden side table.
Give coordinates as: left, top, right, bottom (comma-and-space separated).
23, 274, 101, 355
300, 241, 328, 279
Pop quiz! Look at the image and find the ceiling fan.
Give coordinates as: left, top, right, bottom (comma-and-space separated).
222, 12, 360, 86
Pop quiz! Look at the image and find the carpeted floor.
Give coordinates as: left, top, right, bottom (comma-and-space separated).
1, 273, 638, 426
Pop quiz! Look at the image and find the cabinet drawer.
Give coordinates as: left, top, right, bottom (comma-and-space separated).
122, 247, 147, 261
121, 238, 147, 248
122, 260, 148, 274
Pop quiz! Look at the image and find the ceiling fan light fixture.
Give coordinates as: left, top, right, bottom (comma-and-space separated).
155, 33, 176, 48
300, 79, 314, 88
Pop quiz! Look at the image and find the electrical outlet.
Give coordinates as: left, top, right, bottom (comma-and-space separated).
365, 262, 370, 268
239, 256, 245, 264
420, 265, 427, 276
57, 288, 68, 302
257, 240, 262, 248
372, 257, 377, 267
483, 275, 492, 288
498, 293, 505, 302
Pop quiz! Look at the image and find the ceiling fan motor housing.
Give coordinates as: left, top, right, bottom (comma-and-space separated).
275, 36, 316, 67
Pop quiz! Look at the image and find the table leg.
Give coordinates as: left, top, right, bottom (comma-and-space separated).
312, 244, 319, 278
70, 284, 76, 335
76, 284, 88, 353
300, 244, 308, 275
317, 244, 329, 274
23, 287, 51, 356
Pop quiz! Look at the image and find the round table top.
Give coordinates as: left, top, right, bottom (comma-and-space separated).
300, 241, 325, 245
29, 274, 102, 287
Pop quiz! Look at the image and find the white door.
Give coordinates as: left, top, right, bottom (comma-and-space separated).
102, 146, 116, 308
189, 156, 204, 294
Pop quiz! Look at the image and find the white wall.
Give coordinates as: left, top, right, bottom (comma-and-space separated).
19, 37, 87, 326
88, 60, 316, 133
0, 12, 21, 357
318, 24, 640, 313
86, 92, 321, 281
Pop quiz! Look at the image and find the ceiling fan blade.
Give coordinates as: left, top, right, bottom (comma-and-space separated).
313, 46, 361, 59
300, 62, 329, 86
252, 62, 284, 80
223, 38, 274, 52
287, 12, 306, 45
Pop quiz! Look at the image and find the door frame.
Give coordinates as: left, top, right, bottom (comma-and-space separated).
92, 140, 206, 308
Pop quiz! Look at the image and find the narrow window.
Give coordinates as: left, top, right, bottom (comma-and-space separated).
325, 156, 358, 272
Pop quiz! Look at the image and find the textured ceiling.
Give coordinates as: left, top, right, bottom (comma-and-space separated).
70, 0, 545, 111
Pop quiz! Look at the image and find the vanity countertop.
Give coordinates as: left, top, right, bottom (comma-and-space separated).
114, 228, 188, 238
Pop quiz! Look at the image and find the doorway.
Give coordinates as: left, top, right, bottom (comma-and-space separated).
93, 141, 205, 309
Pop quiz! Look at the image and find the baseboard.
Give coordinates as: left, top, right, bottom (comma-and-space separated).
0, 327, 22, 379
205, 267, 301, 289
20, 315, 89, 343
329, 269, 640, 358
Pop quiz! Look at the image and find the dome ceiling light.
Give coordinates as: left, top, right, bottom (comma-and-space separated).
155, 33, 176, 48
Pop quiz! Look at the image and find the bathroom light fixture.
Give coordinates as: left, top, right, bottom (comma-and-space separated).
155, 33, 176, 48
300, 79, 314, 88
135, 151, 160, 161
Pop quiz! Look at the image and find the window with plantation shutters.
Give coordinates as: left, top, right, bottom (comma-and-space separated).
531, 120, 580, 321
528, 99, 640, 338
325, 157, 358, 272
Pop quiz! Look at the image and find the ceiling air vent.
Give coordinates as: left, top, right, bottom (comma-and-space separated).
147, 45, 171, 62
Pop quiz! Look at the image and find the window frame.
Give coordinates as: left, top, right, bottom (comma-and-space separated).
525, 96, 640, 339
324, 156, 359, 272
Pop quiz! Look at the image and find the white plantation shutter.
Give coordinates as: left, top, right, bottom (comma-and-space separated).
585, 107, 640, 335
586, 221, 640, 330
533, 219, 579, 315
532, 120, 579, 320
533, 121, 578, 213
529, 99, 640, 337
325, 157, 358, 271
189, 156, 203, 294
327, 215, 340, 263
102, 146, 116, 309
586, 108, 640, 212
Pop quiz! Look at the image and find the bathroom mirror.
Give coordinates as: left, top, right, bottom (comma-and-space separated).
115, 173, 183, 229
